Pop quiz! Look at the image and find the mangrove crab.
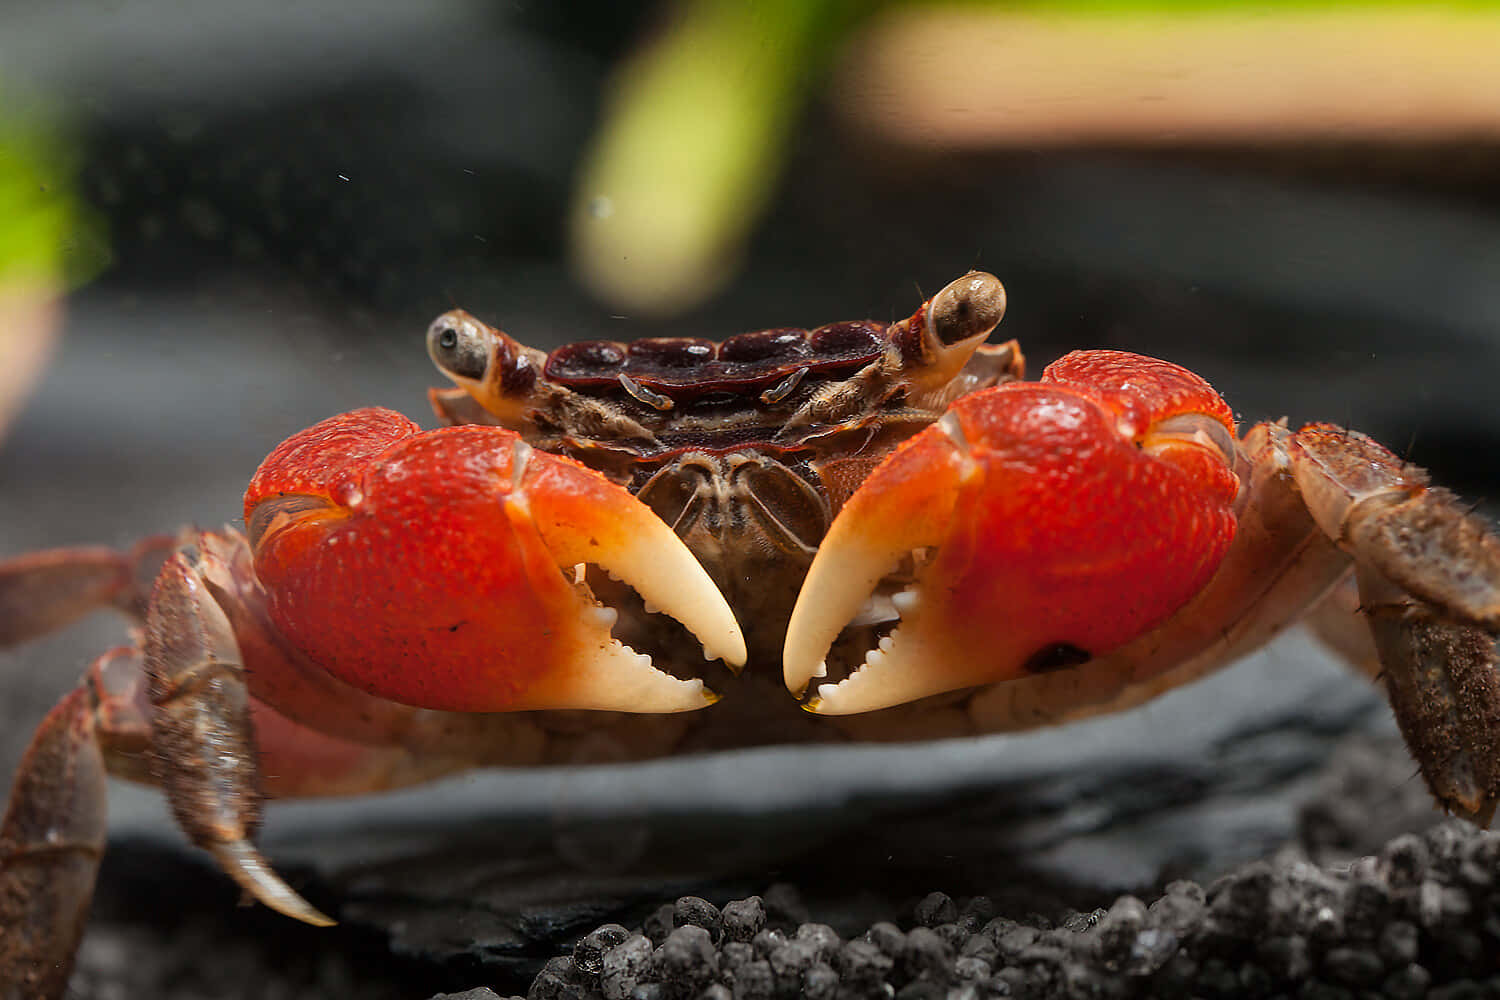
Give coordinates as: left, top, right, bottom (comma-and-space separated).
1, 273, 1498, 997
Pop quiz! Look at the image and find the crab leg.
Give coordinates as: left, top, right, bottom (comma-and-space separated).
0, 687, 108, 999
0, 639, 159, 998
1283, 423, 1500, 824
0, 575, 477, 1000
143, 546, 333, 927
0, 535, 175, 646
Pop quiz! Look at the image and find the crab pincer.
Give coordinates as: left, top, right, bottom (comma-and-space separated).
244, 407, 745, 713
784, 351, 1243, 713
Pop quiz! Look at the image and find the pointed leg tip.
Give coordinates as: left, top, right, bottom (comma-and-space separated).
210, 840, 336, 928
1457, 796, 1497, 830
284, 903, 339, 928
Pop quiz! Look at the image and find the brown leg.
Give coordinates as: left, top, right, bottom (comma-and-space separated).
1302, 574, 1384, 683
1356, 565, 1500, 826
0, 536, 175, 646
1287, 424, 1500, 825
144, 545, 332, 926
0, 687, 108, 1000
0, 639, 164, 1000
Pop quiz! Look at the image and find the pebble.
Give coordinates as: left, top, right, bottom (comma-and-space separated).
574, 925, 631, 976
1376, 919, 1420, 967
721, 897, 765, 943
912, 892, 956, 928
794, 923, 841, 963
598, 935, 653, 1000
653, 926, 718, 994
516, 823, 1500, 1000
672, 897, 723, 943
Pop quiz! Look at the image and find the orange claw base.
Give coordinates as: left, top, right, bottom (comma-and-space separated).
246, 409, 601, 711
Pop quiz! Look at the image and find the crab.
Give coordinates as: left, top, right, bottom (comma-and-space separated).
2, 272, 1499, 996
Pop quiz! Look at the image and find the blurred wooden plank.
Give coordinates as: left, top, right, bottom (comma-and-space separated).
836, 6, 1500, 145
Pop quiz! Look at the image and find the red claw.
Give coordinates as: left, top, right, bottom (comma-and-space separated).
244, 408, 743, 715
785, 351, 1241, 713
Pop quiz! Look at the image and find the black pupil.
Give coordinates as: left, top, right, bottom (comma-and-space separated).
439, 328, 458, 350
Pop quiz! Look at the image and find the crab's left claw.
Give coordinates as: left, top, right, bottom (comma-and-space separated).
785, 352, 1242, 713
246, 409, 744, 715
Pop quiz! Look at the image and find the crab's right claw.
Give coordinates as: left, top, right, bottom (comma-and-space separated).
785, 352, 1242, 714
244, 408, 744, 714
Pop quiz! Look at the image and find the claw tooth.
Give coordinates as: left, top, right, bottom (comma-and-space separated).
892, 588, 920, 614
512, 636, 718, 713
801, 626, 986, 715
531, 471, 747, 669
849, 592, 900, 626
813, 660, 827, 678
587, 605, 619, 630
643, 598, 660, 614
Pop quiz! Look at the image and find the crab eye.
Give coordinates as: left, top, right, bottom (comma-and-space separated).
427, 311, 492, 382
929, 272, 1006, 347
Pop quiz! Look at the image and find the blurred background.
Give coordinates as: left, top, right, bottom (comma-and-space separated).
3, 1, 1500, 995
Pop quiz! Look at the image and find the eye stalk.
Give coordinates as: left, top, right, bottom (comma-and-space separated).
427, 310, 494, 384
901, 272, 1009, 396
929, 272, 1006, 348
426, 309, 546, 430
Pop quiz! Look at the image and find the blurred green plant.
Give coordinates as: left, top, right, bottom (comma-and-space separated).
0, 103, 109, 290
570, 0, 873, 316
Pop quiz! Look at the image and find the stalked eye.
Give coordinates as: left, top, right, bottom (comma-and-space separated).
929, 272, 1007, 347
427, 310, 493, 383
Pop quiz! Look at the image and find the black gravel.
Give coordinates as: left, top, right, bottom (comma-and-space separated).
500, 822, 1500, 1000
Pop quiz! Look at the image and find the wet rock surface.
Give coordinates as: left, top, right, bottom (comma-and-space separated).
64, 725, 1500, 1000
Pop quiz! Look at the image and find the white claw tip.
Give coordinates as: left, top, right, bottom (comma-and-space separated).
587, 605, 620, 630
